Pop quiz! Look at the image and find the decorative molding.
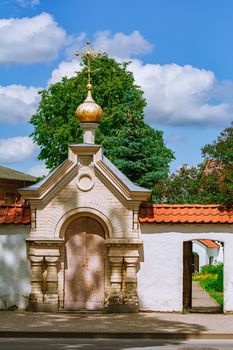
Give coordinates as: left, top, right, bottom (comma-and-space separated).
19, 161, 79, 209
55, 207, 114, 238
76, 172, 94, 192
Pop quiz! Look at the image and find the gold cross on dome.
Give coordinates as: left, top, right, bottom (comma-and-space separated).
75, 40, 103, 85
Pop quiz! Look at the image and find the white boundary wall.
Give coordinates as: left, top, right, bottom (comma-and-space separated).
0, 225, 30, 310
138, 223, 233, 313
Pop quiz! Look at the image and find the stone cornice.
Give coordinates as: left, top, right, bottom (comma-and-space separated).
95, 159, 151, 205
19, 144, 151, 209
106, 238, 142, 246
19, 160, 78, 208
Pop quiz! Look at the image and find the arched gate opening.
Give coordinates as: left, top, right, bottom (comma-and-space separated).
64, 216, 106, 310
183, 240, 224, 313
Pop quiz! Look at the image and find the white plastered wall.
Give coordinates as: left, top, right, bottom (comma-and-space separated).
0, 225, 30, 310
192, 241, 208, 270
192, 241, 221, 271
138, 223, 233, 313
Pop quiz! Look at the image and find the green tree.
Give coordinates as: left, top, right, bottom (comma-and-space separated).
201, 122, 233, 208
155, 122, 233, 207
30, 55, 174, 189
154, 164, 203, 203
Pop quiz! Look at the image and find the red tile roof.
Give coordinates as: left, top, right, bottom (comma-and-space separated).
199, 239, 220, 249
139, 204, 233, 224
0, 204, 31, 224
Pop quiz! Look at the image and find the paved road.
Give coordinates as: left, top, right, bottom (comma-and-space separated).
1, 338, 233, 350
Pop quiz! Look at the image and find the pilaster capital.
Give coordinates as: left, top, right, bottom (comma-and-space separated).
124, 257, 138, 265
30, 255, 44, 263
109, 257, 123, 264
29, 246, 61, 257
45, 256, 59, 263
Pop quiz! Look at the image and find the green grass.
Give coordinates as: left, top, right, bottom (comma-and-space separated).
192, 263, 223, 309
198, 278, 223, 309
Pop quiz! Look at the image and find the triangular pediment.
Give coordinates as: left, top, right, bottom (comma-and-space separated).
19, 144, 151, 208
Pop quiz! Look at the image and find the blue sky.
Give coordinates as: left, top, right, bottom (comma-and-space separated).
0, 0, 233, 176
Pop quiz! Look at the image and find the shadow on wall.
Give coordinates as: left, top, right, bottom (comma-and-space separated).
0, 226, 31, 310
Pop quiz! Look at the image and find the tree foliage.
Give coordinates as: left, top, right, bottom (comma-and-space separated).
201, 122, 233, 208
155, 122, 233, 208
30, 55, 174, 190
153, 164, 203, 203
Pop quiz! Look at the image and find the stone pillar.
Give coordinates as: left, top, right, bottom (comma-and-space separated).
44, 256, 59, 310
45, 257, 58, 293
81, 123, 98, 144
29, 256, 44, 310
108, 257, 123, 312
123, 257, 139, 312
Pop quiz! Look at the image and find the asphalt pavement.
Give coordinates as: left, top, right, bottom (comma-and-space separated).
1, 338, 233, 350
0, 282, 230, 340
0, 310, 233, 340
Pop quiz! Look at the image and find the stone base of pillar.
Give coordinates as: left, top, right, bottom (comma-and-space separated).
122, 282, 139, 313
28, 302, 58, 312
124, 291, 139, 304
28, 293, 43, 305
28, 293, 59, 312
44, 293, 59, 304
107, 303, 138, 313
107, 286, 139, 313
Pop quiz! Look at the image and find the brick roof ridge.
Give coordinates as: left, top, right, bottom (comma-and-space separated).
0, 165, 36, 182
0, 202, 31, 225
139, 203, 233, 223
0, 202, 30, 208
198, 239, 220, 249
151, 204, 222, 208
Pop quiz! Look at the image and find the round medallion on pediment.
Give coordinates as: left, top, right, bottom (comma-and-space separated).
76, 173, 94, 192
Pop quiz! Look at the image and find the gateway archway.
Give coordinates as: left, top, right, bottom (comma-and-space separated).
183, 240, 223, 313
64, 216, 106, 310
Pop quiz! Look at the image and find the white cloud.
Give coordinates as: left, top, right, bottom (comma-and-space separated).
128, 60, 233, 126
63, 30, 153, 60
0, 84, 40, 123
47, 28, 233, 127
0, 13, 67, 64
165, 134, 186, 143
49, 57, 233, 126
28, 163, 49, 177
94, 30, 153, 58
48, 30, 153, 84
0, 136, 37, 163
48, 59, 82, 85
211, 80, 233, 103
17, 0, 40, 7
64, 32, 87, 59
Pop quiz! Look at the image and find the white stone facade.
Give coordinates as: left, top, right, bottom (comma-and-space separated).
19, 144, 150, 312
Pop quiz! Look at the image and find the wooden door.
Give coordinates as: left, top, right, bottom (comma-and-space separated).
64, 217, 105, 310
183, 241, 192, 310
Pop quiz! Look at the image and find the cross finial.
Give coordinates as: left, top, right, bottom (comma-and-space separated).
75, 40, 103, 85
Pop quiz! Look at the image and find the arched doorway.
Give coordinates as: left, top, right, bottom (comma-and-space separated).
64, 216, 106, 310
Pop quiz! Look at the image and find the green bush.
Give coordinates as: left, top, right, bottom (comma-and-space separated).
201, 263, 223, 275
215, 267, 223, 292
196, 263, 223, 308
199, 263, 223, 293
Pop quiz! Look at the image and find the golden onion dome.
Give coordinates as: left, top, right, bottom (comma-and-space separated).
76, 84, 103, 123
